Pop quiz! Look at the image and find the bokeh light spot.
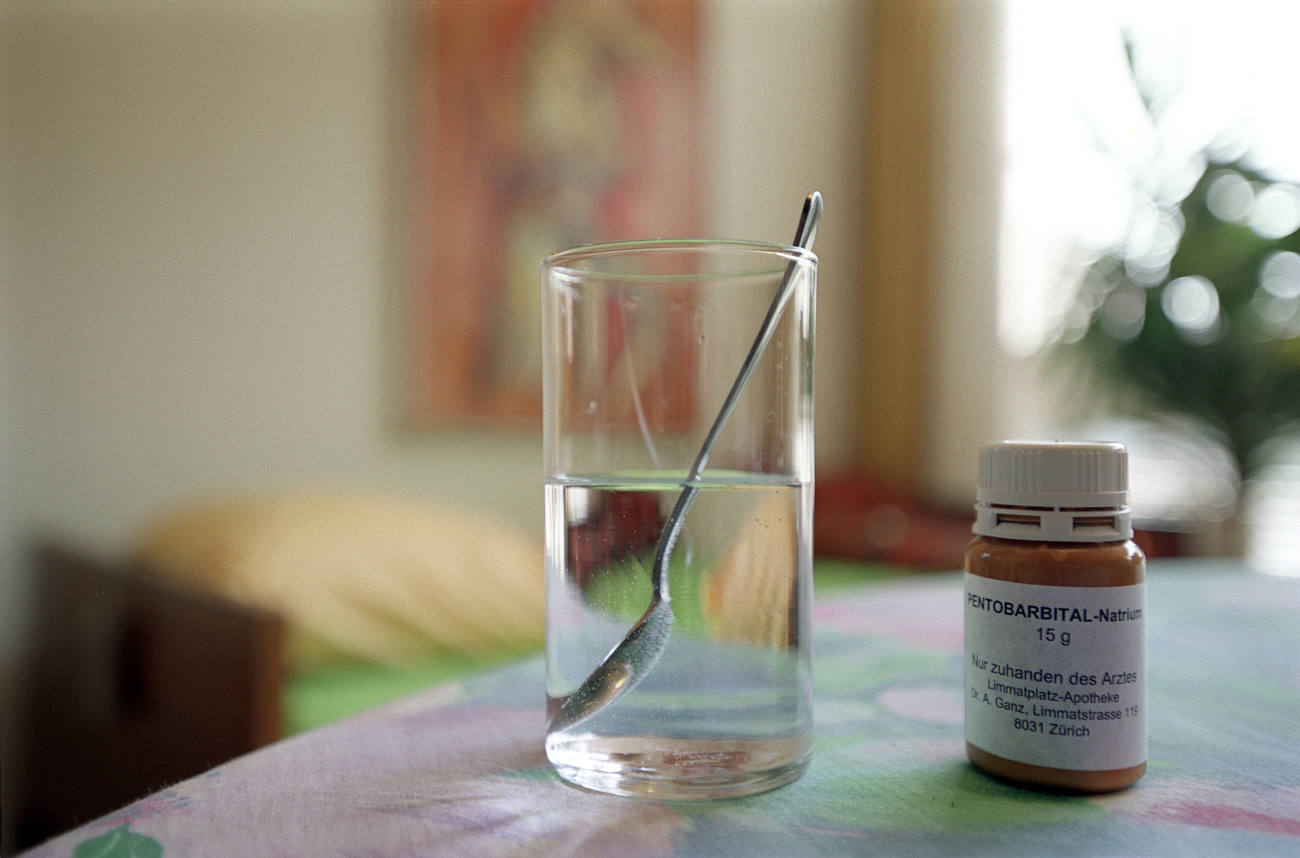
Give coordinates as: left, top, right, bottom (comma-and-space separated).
1261, 250, 1300, 299
1205, 170, 1254, 222
1249, 183, 1300, 239
1162, 275, 1222, 343
1100, 282, 1147, 342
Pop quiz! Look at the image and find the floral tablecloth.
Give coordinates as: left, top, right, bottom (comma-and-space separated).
25, 560, 1300, 857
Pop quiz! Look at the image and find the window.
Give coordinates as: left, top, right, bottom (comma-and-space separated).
1001, 0, 1300, 356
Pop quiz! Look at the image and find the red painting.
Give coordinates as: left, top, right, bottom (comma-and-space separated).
409, 0, 702, 427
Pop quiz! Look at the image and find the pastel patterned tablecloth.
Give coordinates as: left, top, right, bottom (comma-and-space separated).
25, 560, 1300, 857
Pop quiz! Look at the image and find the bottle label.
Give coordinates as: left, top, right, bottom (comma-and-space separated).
964, 573, 1146, 771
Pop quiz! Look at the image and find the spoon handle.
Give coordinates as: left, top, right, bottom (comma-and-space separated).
650, 192, 822, 603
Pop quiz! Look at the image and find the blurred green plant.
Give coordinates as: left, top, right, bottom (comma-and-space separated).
1058, 47, 1300, 480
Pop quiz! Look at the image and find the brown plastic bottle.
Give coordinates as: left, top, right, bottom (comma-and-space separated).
964, 441, 1146, 793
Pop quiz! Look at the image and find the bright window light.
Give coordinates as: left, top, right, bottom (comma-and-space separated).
999, 0, 1300, 358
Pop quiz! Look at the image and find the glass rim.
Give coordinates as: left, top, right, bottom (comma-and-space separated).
541, 238, 817, 280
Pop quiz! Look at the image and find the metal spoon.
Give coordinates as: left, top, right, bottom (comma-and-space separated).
549, 192, 823, 735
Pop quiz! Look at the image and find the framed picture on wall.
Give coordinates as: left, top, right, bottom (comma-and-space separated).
408, 0, 702, 428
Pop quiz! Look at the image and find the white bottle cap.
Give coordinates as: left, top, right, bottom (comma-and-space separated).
973, 440, 1133, 542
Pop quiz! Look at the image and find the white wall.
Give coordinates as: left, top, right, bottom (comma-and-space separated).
925, 0, 1011, 506
703, 0, 865, 461
2, 5, 544, 542
0, 0, 866, 829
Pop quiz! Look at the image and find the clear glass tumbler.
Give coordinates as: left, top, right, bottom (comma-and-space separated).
541, 239, 816, 798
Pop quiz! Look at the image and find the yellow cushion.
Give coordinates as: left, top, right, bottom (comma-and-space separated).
133, 491, 544, 671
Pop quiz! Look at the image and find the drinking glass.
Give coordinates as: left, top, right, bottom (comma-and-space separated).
541, 239, 816, 798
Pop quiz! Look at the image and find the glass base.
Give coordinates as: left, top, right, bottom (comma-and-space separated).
546, 734, 810, 800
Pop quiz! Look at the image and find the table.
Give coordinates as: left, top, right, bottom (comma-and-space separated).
23, 560, 1300, 857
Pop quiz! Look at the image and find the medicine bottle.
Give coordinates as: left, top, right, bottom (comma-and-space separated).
964, 440, 1146, 792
